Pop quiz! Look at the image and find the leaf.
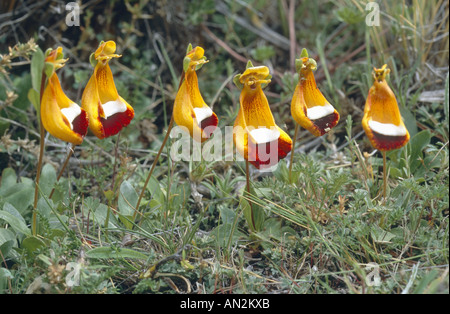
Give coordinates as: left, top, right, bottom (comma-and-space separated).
0, 228, 17, 257
213, 206, 244, 248
335, 6, 365, 24
0, 168, 34, 212
0, 168, 17, 193
39, 164, 57, 196
0, 267, 13, 293
118, 180, 138, 229
2, 202, 26, 225
85, 246, 148, 260
92, 203, 119, 229
0, 185, 34, 214
0, 240, 15, 258
371, 226, 396, 244
27, 88, 40, 112
408, 130, 432, 174
0, 203, 31, 236
241, 197, 265, 232
30, 48, 44, 93
21, 236, 46, 254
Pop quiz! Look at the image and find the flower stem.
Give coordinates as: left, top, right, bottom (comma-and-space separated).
246, 160, 256, 231
289, 123, 299, 183
111, 131, 121, 193
134, 114, 174, 220
49, 144, 75, 200
134, 71, 185, 221
382, 150, 387, 202
32, 71, 47, 236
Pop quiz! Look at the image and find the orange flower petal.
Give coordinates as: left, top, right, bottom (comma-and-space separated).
41, 74, 88, 145
362, 65, 410, 151
173, 46, 218, 143
234, 65, 292, 169
81, 42, 134, 139
291, 64, 339, 137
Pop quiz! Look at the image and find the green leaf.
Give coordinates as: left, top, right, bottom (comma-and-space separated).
118, 180, 138, 217
371, 225, 396, 244
335, 6, 365, 24
186, 43, 193, 55
27, 88, 40, 112
300, 48, 309, 58
295, 58, 304, 73
43, 62, 54, 81
85, 246, 148, 260
0, 240, 15, 258
0, 267, 13, 293
0, 228, 17, 257
92, 203, 119, 229
39, 164, 57, 196
0, 168, 17, 192
400, 105, 418, 139
251, 46, 275, 62
89, 52, 97, 67
183, 56, 191, 73
21, 236, 46, 254
233, 74, 243, 89
0, 168, 34, 210
2, 202, 26, 225
0, 203, 31, 236
30, 48, 44, 92
213, 206, 244, 248
408, 130, 432, 174
241, 196, 265, 232
0, 184, 34, 214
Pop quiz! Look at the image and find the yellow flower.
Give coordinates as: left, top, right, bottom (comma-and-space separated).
233, 62, 292, 169
41, 47, 88, 145
291, 50, 339, 137
362, 64, 410, 151
173, 46, 218, 142
81, 41, 134, 139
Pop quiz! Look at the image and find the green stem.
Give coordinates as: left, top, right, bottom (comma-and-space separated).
246, 160, 256, 231
289, 123, 299, 183
32, 71, 47, 236
134, 70, 185, 220
49, 144, 75, 199
111, 131, 121, 195
382, 151, 387, 202
134, 114, 174, 220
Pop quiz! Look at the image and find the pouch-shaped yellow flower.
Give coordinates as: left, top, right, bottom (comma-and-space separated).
291, 52, 339, 137
173, 46, 218, 142
233, 64, 292, 169
81, 41, 134, 139
362, 64, 410, 151
41, 47, 88, 145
